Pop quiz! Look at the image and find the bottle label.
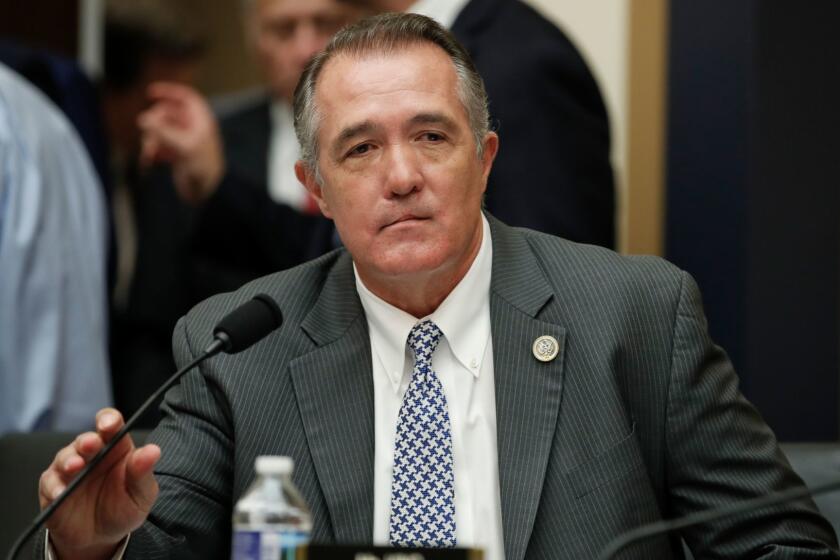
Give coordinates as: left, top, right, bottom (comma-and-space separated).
231, 530, 309, 560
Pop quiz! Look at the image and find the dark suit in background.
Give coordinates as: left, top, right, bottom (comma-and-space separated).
218, 96, 271, 190
187, 97, 334, 300
109, 166, 198, 428
109, 216, 835, 559
452, 0, 615, 248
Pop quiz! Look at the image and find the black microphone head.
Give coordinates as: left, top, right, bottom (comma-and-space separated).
213, 294, 283, 354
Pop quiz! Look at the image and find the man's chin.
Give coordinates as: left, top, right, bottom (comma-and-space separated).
365, 247, 449, 278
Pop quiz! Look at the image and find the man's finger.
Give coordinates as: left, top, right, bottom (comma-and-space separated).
146, 83, 213, 129
39, 469, 68, 508
140, 135, 161, 168
52, 439, 80, 471
93, 408, 138, 466
138, 111, 192, 155
95, 408, 124, 435
49, 437, 92, 482
125, 444, 161, 513
73, 431, 105, 462
137, 105, 173, 135
146, 81, 199, 105
127, 444, 161, 478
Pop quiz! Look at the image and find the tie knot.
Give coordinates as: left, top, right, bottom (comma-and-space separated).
408, 319, 442, 366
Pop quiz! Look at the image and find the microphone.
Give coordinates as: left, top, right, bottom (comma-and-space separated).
6, 294, 283, 560
214, 293, 283, 354
597, 475, 840, 560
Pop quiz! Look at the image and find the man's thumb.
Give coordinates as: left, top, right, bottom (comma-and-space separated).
125, 444, 161, 513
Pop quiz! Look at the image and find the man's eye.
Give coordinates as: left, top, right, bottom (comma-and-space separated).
348, 143, 371, 157
421, 132, 444, 142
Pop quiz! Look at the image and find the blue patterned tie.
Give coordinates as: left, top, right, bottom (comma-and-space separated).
389, 319, 456, 548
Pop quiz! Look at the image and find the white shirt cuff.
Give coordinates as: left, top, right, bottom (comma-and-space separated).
45, 529, 130, 560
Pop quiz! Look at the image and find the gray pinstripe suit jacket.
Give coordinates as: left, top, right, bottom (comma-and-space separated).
118, 215, 837, 559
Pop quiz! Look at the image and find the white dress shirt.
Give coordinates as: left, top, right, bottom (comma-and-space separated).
355, 215, 505, 560
267, 100, 309, 210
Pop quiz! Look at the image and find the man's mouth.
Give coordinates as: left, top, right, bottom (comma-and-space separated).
383, 214, 428, 229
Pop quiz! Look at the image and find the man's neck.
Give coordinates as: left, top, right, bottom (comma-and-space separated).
364, 273, 464, 319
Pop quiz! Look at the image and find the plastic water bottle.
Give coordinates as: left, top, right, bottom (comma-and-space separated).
231, 456, 312, 560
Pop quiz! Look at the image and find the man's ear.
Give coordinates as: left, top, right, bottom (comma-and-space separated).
295, 160, 332, 218
480, 132, 499, 186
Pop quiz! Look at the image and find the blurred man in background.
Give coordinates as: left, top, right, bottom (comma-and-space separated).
227, 0, 363, 207
103, 0, 206, 428
123, 0, 364, 425
139, 0, 366, 300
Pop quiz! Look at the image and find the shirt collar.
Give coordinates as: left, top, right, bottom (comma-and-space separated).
407, 0, 470, 29
355, 215, 493, 393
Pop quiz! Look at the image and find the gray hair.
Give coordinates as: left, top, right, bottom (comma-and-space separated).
293, 12, 490, 177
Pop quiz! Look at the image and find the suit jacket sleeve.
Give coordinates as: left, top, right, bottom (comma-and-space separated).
122, 316, 235, 559
665, 272, 838, 557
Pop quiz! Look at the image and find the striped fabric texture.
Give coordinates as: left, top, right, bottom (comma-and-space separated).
38, 215, 837, 559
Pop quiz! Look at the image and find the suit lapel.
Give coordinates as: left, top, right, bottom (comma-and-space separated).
289, 252, 375, 544
488, 216, 567, 560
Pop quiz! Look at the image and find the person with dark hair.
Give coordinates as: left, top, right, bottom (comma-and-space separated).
137, 0, 365, 302
102, 0, 206, 429
102, 0, 204, 167
38, 13, 837, 560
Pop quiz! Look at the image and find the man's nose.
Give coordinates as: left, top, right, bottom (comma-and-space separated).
385, 145, 423, 198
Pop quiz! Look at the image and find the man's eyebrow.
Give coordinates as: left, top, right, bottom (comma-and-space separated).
332, 121, 378, 157
409, 112, 458, 129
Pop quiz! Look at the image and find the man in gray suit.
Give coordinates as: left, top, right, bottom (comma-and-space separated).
39, 13, 838, 560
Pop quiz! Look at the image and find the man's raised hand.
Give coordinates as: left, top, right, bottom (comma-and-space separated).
39, 408, 160, 560
138, 82, 225, 205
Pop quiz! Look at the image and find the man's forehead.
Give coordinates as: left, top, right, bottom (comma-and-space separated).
317, 43, 457, 97
312, 44, 470, 152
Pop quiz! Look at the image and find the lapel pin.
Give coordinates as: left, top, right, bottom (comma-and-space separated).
532, 335, 559, 362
